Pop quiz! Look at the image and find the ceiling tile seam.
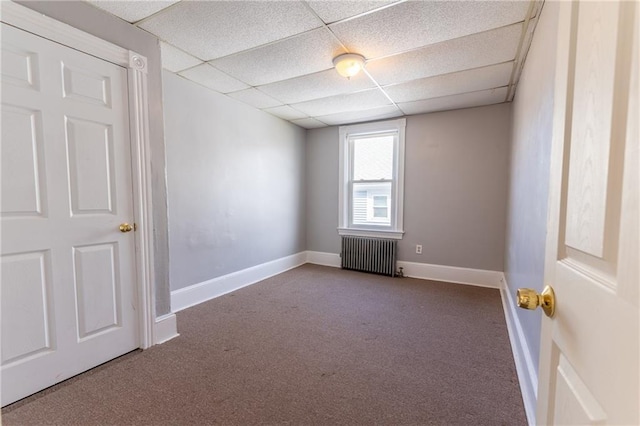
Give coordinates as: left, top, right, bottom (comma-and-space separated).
313, 104, 403, 121
173, 72, 280, 111
309, 117, 330, 126
172, 58, 255, 88
284, 85, 396, 109
397, 85, 511, 106
378, 60, 516, 90
151, 11, 523, 90
325, 0, 408, 26
83, 2, 138, 25
505, 0, 538, 101
234, 86, 291, 106
365, 21, 526, 64
132, 1, 184, 27
362, 69, 401, 110
259, 103, 309, 118
251, 67, 337, 91
300, 1, 351, 53
507, 1, 545, 102
201, 25, 327, 64
173, 72, 233, 97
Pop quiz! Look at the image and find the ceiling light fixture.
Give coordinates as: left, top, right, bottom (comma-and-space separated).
333, 53, 366, 79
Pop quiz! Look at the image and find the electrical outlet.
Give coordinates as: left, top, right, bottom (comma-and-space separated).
416, 244, 422, 254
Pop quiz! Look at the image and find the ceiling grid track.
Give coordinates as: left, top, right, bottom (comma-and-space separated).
84, 0, 543, 128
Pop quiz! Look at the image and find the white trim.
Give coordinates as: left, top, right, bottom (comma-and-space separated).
154, 313, 179, 345
305, 251, 502, 288
306, 251, 341, 267
171, 252, 307, 312
1, 1, 129, 67
2, 2, 156, 349
337, 228, 404, 239
338, 118, 406, 238
499, 274, 538, 426
397, 260, 502, 288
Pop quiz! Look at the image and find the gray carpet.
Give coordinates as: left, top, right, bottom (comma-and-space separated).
2, 264, 526, 425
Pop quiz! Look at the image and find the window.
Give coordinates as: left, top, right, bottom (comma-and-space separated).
338, 118, 406, 239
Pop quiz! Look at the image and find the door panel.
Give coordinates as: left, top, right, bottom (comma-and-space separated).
73, 243, 120, 339
1, 105, 46, 217
66, 117, 116, 214
0, 251, 53, 365
538, 1, 639, 424
1, 23, 138, 406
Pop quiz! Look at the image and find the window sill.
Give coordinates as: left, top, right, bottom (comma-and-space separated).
337, 228, 404, 240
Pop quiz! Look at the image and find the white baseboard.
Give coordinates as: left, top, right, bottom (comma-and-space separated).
154, 313, 179, 345
306, 251, 341, 267
397, 260, 502, 288
499, 273, 537, 426
305, 251, 502, 288
171, 252, 307, 312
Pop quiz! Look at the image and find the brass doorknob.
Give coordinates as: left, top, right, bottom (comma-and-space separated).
119, 223, 133, 233
517, 285, 556, 318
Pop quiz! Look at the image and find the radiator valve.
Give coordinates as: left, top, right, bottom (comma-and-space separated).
396, 267, 404, 278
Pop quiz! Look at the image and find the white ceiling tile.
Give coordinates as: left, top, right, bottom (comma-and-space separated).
160, 42, 203, 73
139, 1, 323, 60
263, 105, 308, 121
306, 0, 399, 24
179, 64, 249, 94
366, 23, 523, 86
315, 105, 402, 126
258, 68, 375, 104
291, 89, 392, 117
291, 118, 328, 129
210, 29, 346, 87
87, 0, 179, 23
330, 1, 529, 59
398, 87, 508, 116
227, 88, 283, 109
383, 62, 514, 104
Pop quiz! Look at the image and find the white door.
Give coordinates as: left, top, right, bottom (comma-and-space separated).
535, 1, 639, 424
1, 23, 139, 406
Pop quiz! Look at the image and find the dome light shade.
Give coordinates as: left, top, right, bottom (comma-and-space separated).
333, 53, 366, 79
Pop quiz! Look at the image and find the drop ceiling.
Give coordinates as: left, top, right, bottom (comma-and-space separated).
86, 0, 543, 129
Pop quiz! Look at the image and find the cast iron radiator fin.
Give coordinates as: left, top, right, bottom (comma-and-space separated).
340, 236, 398, 277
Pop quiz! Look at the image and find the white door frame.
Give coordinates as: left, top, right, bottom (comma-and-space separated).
1, 1, 157, 349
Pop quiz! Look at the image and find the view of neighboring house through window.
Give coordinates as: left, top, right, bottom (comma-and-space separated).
338, 118, 406, 239
351, 134, 393, 226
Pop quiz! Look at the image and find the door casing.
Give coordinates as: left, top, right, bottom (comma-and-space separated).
1, 1, 157, 349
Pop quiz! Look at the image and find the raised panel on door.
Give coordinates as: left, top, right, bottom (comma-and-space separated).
65, 117, 116, 215
73, 243, 121, 340
0, 251, 54, 365
0, 105, 46, 217
1, 43, 39, 90
62, 63, 112, 107
538, 1, 639, 424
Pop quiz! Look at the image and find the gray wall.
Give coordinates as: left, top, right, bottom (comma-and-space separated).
504, 1, 559, 375
163, 72, 307, 291
17, 1, 172, 316
306, 103, 511, 271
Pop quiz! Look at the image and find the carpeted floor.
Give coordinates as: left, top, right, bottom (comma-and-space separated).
2, 264, 526, 425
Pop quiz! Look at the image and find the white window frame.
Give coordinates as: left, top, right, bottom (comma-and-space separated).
338, 118, 406, 239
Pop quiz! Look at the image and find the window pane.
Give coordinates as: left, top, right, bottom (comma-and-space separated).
373, 195, 387, 207
353, 135, 394, 180
352, 181, 391, 226
373, 207, 387, 218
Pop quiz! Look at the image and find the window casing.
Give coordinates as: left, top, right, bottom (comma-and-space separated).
338, 118, 406, 239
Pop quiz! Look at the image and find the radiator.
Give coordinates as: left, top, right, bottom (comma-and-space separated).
340, 236, 398, 277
